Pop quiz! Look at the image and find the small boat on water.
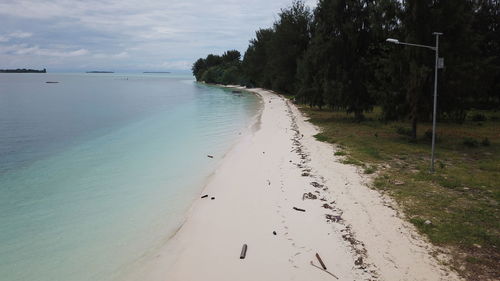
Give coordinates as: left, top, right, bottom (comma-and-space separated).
45, 81, 59, 83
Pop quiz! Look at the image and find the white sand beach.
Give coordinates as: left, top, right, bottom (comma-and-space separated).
127, 88, 461, 281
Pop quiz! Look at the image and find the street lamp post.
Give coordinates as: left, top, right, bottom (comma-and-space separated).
386, 32, 443, 173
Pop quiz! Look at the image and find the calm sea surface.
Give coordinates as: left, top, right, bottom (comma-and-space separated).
0, 73, 261, 281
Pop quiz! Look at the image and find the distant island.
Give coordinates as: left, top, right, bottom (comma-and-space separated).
143, 71, 171, 73
0, 68, 46, 73
86, 71, 114, 73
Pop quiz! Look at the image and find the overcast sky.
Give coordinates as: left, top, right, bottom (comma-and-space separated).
0, 0, 316, 72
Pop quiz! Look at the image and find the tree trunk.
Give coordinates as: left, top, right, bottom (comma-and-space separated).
411, 115, 418, 140
355, 110, 365, 122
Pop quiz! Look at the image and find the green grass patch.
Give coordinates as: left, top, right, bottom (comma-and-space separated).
334, 150, 347, 156
341, 157, 365, 166
313, 133, 330, 143
364, 165, 377, 174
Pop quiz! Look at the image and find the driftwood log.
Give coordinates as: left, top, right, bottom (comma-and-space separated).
316, 253, 327, 270
293, 207, 306, 212
240, 244, 248, 259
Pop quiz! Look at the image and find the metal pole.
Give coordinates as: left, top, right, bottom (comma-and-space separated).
430, 32, 442, 172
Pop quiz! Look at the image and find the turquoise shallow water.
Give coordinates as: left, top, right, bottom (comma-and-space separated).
0, 73, 261, 281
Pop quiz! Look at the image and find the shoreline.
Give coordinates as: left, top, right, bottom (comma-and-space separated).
118, 85, 265, 281
128, 87, 461, 281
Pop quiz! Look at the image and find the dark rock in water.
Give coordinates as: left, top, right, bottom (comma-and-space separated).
45, 81, 59, 83
211, 197, 215, 200
273, 231, 277, 235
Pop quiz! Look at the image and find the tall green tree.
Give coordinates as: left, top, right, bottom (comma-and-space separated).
243, 1, 311, 93
297, 0, 378, 119
368, 0, 407, 121
400, 0, 435, 138
266, 0, 312, 94
383, 0, 481, 137
242, 28, 275, 88
222, 50, 241, 64
192, 58, 207, 81
472, 0, 500, 108
433, 0, 479, 121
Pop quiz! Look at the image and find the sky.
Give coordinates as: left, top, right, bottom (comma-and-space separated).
0, 0, 316, 72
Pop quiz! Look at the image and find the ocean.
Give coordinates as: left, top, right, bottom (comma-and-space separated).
0, 73, 261, 281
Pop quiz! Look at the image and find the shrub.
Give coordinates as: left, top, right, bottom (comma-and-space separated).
313, 133, 329, 142
396, 126, 413, 137
471, 113, 487, 122
463, 137, 479, 147
334, 150, 346, 156
424, 129, 438, 142
364, 166, 376, 174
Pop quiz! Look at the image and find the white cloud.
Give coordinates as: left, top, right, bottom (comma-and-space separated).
113, 51, 128, 58
0, 31, 33, 42
160, 60, 192, 70
93, 51, 129, 59
0, 44, 89, 57
9, 31, 32, 38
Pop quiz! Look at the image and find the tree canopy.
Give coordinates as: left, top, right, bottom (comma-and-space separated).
193, 0, 499, 136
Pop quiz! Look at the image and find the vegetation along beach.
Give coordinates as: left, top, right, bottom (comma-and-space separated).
0, 0, 498, 281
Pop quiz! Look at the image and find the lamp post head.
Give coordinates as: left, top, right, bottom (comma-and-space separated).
386, 38, 399, 44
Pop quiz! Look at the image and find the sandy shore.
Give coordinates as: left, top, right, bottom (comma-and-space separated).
127, 87, 461, 281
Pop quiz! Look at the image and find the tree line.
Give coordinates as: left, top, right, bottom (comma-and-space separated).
192, 0, 499, 138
